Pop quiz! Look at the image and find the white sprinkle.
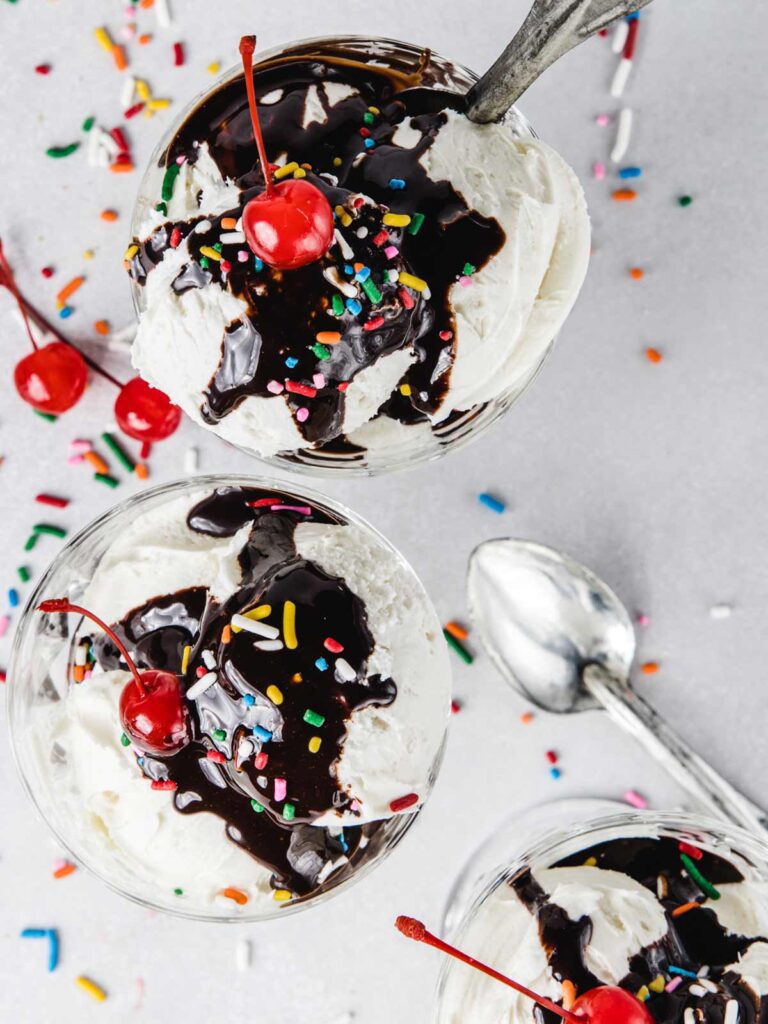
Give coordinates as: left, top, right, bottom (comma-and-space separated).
121, 75, 136, 111
86, 125, 101, 167
260, 89, 284, 106
388, 269, 400, 283
323, 266, 357, 298
220, 231, 246, 244
155, 0, 172, 29
610, 107, 633, 164
187, 672, 217, 699
698, 979, 718, 994
724, 1000, 740, 1024
194, 219, 212, 234
612, 19, 629, 54
201, 649, 216, 669
710, 603, 733, 619
254, 640, 284, 652
698, 966, 710, 977
689, 985, 707, 998
334, 228, 354, 260
610, 57, 633, 98
316, 856, 349, 885
356, 227, 368, 239
256, 775, 268, 788
684, 1010, 695, 1024
231, 615, 280, 640
236, 939, 252, 971
335, 658, 357, 682
184, 446, 199, 474
97, 126, 120, 158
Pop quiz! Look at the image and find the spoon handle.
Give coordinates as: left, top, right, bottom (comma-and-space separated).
583, 665, 768, 835
467, 0, 655, 124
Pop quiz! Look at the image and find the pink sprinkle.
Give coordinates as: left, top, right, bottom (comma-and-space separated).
254, 752, 268, 770
69, 439, 92, 454
593, 161, 606, 181
120, 24, 136, 41
0, 616, 10, 639
324, 637, 344, 654
296, 407, 309, 423
312, 373, 325, 388
266, 380, 284, 395
459, 275, 473, 288
596, 113, 611, 126
636, 613, 650, 626
665, 978, 683, 994
66, 455, 85, 466
175, 155, 187, 166
270, 505, 312, 516
624, 788, 648, 809
237, 250, 249, 262
383, 245, 399, 259
274, 778, 287, 802
350, 799, 362, 813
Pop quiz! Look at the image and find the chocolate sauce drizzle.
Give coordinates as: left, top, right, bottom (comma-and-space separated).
128, 49, 505, 451
94, 487, 397, 899
509, 836, 767, 1024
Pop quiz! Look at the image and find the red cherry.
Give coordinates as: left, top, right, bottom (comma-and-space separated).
115, 376, 181, 442
119, 669, 189, 756
572, 986, 655, 1024
242, 179, 334, 270
14, 341, 88, 414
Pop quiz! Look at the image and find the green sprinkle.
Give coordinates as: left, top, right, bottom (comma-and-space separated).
120, 733, 130, 747
46, 142, 80, 159
303, 708, 326, 728
101, 432, 135, 473
678, 195, 693, 207
331, 294, 345, 316
361, 278, 382, 304
173, 887, 184, 896
407, 212, 425, 235
199, 256, 210, 270
94, 473, 120, 489
213, 242, 223, 253
250, 799, 264, 813
24, 534, 38, 552
311, 342, 331, 361
363, 111, 375, 125
282, 802, 296, 822
33, 523, 67, 538
443, 628, 473, 665
462, 262, 476, 276
82, 116, 95, 133
161, 162, 181, 202
155, 201, 167, 215
34, 411, 57, 422
680, 853, 720, 899
212, 728, 226, 741
17, 566, 30, 583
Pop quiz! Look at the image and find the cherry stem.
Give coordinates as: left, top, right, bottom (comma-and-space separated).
0, 237, 125, 389
37, 599, 147, 696
394, 916, 582, 1023
239, 35, 274, 198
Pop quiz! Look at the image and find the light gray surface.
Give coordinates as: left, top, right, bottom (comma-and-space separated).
0, 1, 766, 1021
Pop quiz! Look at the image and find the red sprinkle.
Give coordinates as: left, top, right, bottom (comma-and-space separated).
254, 752, 268, 770
438, 330, 453, 341
0, 669, 6, 684
623, 18, 640, 60
545, 750, 558, 765
151, 779, 177, 791
247, 498, 279, 508
35, 493, 69, 508
372, 230, 388, 247
363, 316, 385, 332
358, 126, 371, 138
195, 665, 207, 678
450, 699, 461, 715
398, 287, 415, 310
35, 63, 51, 75
324, 637, 344, 654
337, 382, 349, 392
285, 381, 317, 398
206, 750, 226, 763
679, 841, 704, 861
124, 102, 145, 119
41, 266, 54, 278
110, 126, 129, 154
390, 793, 419, 813
352, 196, 365, 208
169, 227, 182, 249
173, 41, 185, 67
220, 259, 232, 273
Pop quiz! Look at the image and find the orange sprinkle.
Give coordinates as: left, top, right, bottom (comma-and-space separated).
221, 217, 238, 230
445, 621, 469, 642
222, 625, 232, 645
138, 33, 152, 45
613, 189, 637, 202
112, 45, 128, 71
561, 981, 577, 1010
100, 209, 119, 222
56, 276, 85, 305
672, 901, 700, 918
94, 320, 110, 335
221, 887, 249, 905
316, 331, 342, 345
645, 347, 663, 364
353, 262, 364, 273
84, 450, 109, 475
134, 464, 149, 481
140, 0, 154, 7
520, 712, 534, 724
629, 267, 644, 280
641, 661, 660, 675
72, 665, 85, 683
110, 163, 134, 174
53, 862, 76, 879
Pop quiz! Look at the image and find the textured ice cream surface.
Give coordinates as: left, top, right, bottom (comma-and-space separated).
128, 49, 589, 461
438, 835, 768, 1024
26, 487, 450, 910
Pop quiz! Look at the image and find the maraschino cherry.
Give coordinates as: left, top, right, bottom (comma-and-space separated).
238, 36, 334, 271
38, 599, 189, 757
15, 341, 88, 415
395, 916, 655, 1024
115, 376, 182, 442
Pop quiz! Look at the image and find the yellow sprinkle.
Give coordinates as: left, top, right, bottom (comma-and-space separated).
332, 157, 343, 167
135, 78, 151, 101
231, 605, 271, 633
76, 976, 107, 1002
636, 986, 650, 1002
199, 246, 222, 261
308, 736, 322, 754
649, 975, 666, 994
398, 272, 427, 292
266, 685, 283, 706
123, 244, 139, 261
274, 162, 298, 180
399, 383, 412, 397
583, 856, 597, 867
333, 204, 352, 227
383, 213, 411, 228
283, 601, 298, 650
83, 250, 95, 261
94, 27, 114, 53
367, 106, 381, 115
291, 673, 303, 684
273, 889, 292, 902
208, 62, 221, 75
148, 98, 171, 110
293, 167, 307, 179
181, 645, 191, 674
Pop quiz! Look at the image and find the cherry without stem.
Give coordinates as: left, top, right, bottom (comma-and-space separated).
115, 376, 182, 442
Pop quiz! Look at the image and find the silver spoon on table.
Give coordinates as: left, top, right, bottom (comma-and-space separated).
399, 0, 655, 121
467, 538, 768, 835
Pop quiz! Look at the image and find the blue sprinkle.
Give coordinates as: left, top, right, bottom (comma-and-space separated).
253, 725, 273, 743
58, 305, 73, 320
363, 138, 375, 149
254, 257, 264, 271
338, 830, 349, 852
8, 588, 19, 607
345, 298, 362, 316
285, 356, 299, 369
619, 166, 643, 179
668, 966, 697, 979
344, 264, 354, 276
478, 492, 506, 514
625, 10, 640, 19
315, 657, 329, 672
549, 767, 562, 780
137, 756, 145, 766
354, 266, 371, 283
242, 694, 255, 706
20, 929, 47, 939
388, 178, 406, 190
46, 930, 59, 973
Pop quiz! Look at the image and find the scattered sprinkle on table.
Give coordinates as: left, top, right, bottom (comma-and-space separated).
624, 788, 648, 809
640, 661, 659, 674
678, 195, 694, 207
645, 347, 663, 364
76, 976, 107, 1002
443, 628, 473, 664
478, 492, 506, 514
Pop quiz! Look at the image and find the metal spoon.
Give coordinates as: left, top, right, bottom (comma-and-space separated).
399, 0, 655, 123
467, 538, 768, 835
